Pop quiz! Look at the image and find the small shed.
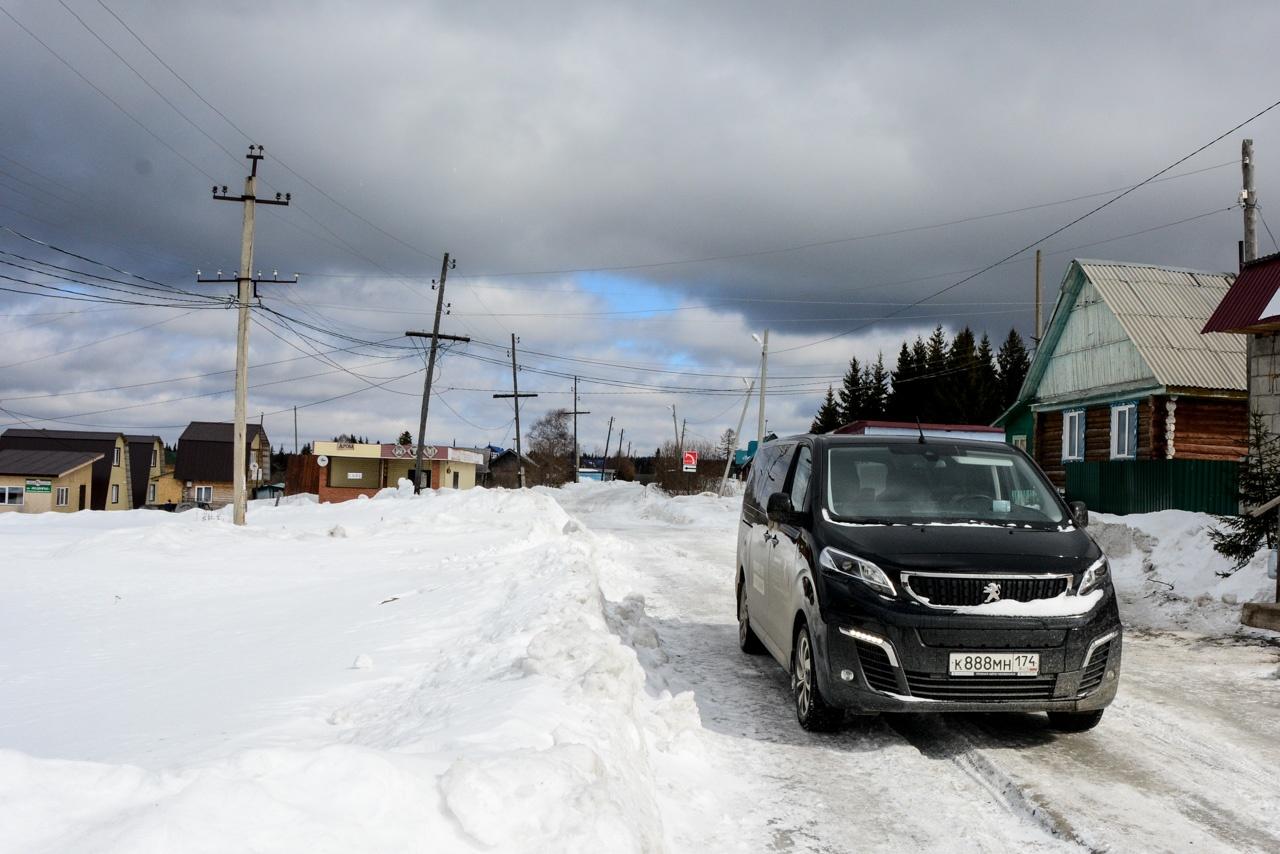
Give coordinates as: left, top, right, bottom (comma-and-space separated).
0, 449, 102, 513
1015, 259, 1245, 514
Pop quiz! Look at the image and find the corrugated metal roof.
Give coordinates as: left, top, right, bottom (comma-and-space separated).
0, 449, 102, 477
179, 422, 267, 444
1202, 251, 1280, 333
1077, 260, 1244, 392
2, 428, 122, 442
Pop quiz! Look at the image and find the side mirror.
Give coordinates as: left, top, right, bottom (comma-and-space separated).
1069, 500, 1089, 527
767, 492, 803, 525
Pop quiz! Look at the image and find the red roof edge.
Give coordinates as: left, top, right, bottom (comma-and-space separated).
1202, 253, 1280, 334
832, 420, 1004, 434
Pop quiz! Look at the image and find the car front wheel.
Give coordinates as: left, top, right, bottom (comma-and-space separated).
792, 624, 841, 731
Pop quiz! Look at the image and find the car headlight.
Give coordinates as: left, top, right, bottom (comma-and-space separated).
818, 547, 896, 597
1077, 556, 1109, 595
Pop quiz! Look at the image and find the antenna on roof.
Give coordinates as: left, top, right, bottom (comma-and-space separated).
915, 416, 926, 444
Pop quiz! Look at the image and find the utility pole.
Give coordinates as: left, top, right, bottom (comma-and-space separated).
569, 376, 590, 483
719, 378, 756, 497
615, 428, 624, 477
670, 405, 680, 451
680, 418, 687, 452
1034, 249, 1042, 345
293, 405, 298, 454
1244, 139, 1259, 264
200, 144, 292, 526
602, 416, 614, 480
406, 252, 470, 494
757, 329, 769, 445
493, 333, 537, 487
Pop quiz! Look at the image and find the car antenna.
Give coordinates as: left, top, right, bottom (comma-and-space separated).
915, 415, 926, 444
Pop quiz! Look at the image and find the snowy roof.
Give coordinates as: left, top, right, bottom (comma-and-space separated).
0, 449, 103, 477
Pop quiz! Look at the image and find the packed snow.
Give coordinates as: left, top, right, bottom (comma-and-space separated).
1, 482, 1278, 853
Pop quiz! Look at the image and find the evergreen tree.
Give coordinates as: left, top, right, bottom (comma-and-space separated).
836, 356, 864, 425
947, 326, 978, 422
996, 328, 1031, 411
1209, 412, 1280, 572
864, 354, 890, 419
397, 430, 413, 446
923, 325, 950, 419
810, 386, 843, 434
974, 333, 1000, 423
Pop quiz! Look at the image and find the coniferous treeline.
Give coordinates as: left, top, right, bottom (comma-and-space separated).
810, 326, 1030, 433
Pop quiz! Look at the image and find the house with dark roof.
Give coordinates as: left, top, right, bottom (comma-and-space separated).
0, 449, 103, 513
173, 421, 270, 507
125, 435, 164, 507
999, 259, 1246, 514
0, 429, 132, 510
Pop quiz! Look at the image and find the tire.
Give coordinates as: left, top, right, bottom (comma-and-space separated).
792, 623, 842, 732
1047, 709, 1105, 732
737, 576, 765, 654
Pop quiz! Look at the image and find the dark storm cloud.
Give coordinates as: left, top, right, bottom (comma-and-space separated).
1, 0, 1277, 448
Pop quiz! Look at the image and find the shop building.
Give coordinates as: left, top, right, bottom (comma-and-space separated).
312, 441, 484, 502
0, 449, 102, 513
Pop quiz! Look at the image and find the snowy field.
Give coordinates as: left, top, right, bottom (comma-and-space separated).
1, 482, 1278, 853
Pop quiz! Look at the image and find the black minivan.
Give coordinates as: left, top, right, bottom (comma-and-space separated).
736, 433, 1121, 732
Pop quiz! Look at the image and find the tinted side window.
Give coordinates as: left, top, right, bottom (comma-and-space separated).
745, 446, 777, 510
789, 445, 812, 509
757, 444, 794, 508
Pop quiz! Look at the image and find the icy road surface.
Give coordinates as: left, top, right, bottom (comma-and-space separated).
0, 482, 1278, 853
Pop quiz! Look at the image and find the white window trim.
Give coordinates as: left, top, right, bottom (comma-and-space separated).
112, 447, 121, 466
1, 486, 23, 505
1062, 410, 1085, 462
111, 483, 120, 504
56, 486, 69, 507
151, 449, 158, 468
147, 483, 156, 503
1110, 403, 1137, 459
194, 485, 213, 503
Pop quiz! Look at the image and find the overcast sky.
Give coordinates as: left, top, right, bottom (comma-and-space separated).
2, 1, 1278, 454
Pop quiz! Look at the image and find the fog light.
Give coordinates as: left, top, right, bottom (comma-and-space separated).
840, 669, 856, 682
1107, 670, 1116, 680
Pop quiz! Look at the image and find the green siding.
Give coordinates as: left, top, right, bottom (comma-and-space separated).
1003, 405, 1034, 454
1064, 459, 1240, 515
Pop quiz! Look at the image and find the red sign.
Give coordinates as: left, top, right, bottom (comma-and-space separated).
682, 450, 698, 472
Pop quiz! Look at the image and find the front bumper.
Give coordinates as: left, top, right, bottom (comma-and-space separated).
815, 582, 1123, 714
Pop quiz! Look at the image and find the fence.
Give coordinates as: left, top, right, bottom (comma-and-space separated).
1063, 459, 1240, 516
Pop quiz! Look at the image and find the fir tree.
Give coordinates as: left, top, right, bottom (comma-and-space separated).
810, 386, 843, 434
996, 328, 1031, 411
947, 327, 978, 422
974, 333, 1000, 423
864, 354, 890, 419
1209, 412, 1280, 572
836, 356, 864, 425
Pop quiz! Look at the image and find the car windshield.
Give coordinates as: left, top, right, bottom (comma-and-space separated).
825, 443, 1066, 527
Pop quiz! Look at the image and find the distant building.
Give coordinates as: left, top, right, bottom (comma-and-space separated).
1202, 250, 1280, 435
1003, 259, 1245, 514
311, 440, 484, 502
126, 435, 163, 507
484, 449, 539, 488
174, 422, 271, 508
0, 429, 133, 510
0, 449, 101, 513
833, 420, 1005, 443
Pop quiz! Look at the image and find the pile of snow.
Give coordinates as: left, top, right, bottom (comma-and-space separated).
1093, 510, 1275, 635
543, 481, 740, 529
0, 487, 701, 853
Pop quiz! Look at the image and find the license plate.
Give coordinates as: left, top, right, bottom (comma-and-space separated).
949, 652, 1039, 676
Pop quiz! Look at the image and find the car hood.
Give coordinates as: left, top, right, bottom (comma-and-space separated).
818, 517, 1098, 573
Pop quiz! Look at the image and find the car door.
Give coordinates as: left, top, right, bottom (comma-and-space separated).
755, 443, 795, 648
768, 443, 812, 651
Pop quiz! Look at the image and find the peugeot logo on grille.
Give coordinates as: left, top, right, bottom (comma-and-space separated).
982, 582, 1002, 603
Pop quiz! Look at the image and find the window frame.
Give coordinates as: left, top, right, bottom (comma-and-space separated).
110, 483, 120, 504
1061, 410, 1085, 462
194, 485, 213, 504
150, 448, 158, 468
112, 447, 121, 466
56, 486, 69, 507
1, 485, 24, 506
147, 483, 156, 503
1110, 402, 1138, 460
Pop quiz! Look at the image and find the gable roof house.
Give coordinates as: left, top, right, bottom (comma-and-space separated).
0, 449, 102, 513
1202, 250, 1280, 435
0, 429, 133, 510
174, 422, 270, 507
1010, 259, 1245, 514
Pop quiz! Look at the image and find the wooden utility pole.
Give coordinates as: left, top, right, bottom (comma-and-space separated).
615, 428, 624, 477
406, 252, 470, 494
602, 416, 614, 480
293, 405, 298, 454
1034, 249, 1042, 345
719, 378, 756, 496
493, 333, 537, 487
200, 145, 292, 526
568, 375, 590, 483
670, 405, 680, 451
1244, 139, 1259, 264
757, 329, 769, 445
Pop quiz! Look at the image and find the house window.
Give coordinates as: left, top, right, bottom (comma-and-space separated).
1011, 435, 1028, 451
150, 449, 158, 468
56, 486, 69, 507
1111, 402, 1138, 459
1062, 410, 1085, 461
148, 483, 156, 503
111, 484, 120, 504
112, 447, 121, 466
0, 486, 23, 506
195, 485, 213, 504
452, 471, 460, 489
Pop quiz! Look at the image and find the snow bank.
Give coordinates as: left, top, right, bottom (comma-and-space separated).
1093, 510, 1275, 635
0, 487, 699, 853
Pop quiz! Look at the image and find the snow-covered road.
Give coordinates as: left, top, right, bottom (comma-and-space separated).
1, 482, 1278, 853
553, 484, 1280, 854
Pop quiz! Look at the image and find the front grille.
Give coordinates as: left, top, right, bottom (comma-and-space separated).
904, 670, 1058, 702
905, 574, 1070, 607
855, 641, 898, 694
916, 628, 1067, 649
1078, 641, 1111, 696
